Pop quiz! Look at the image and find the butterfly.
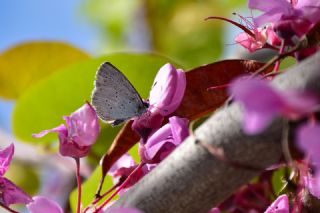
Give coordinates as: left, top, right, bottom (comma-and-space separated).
91, 62, 149, 126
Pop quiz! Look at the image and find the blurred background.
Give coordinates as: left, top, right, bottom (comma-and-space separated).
0, 0, 248, 211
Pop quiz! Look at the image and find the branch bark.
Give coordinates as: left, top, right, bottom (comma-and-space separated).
111, 51, 320, 213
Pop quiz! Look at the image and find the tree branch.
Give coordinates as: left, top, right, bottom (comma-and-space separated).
111, 51, 320, 213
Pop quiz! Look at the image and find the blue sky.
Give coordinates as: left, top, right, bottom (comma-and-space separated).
0, 0, 99, 132
0, 0, 98, 52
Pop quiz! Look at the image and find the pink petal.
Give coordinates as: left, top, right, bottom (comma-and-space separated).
264, 194, 289, 213
32, 124, 67, 139
0, 177, 33, 206
296, 124, 320, 163
235, 33, 258, 53
144, 142, 176, 162
27, 196, 63, 213
168, 69, 187, 115
297, 0, 320, 12
149, 63, 186, 116
141, 116, 189, 163
304, 172, 320, 199
65, 103, 100, 146
253, 9, 285, 27
248, 0, 291, 12
229, 77, 284, 113
229, 77, 284, 134
141, 123, 172, 161
109, 153, 136, 174
0, 144, 14, 176
281, 91, 319, 118
266, 26, 282, 46
169, 116, 189, 145
301, 5, 320, 23
208, 207, 220, 213
58, 141, 90, 158
243, 111, 276, 135
144, 124, 172, 150
106, 207, 142, 213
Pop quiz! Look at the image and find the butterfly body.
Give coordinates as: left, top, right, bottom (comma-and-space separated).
91, 62, 148, 126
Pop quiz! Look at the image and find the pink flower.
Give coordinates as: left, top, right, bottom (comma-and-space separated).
108, 154, 149, 193
266, 26, 282, 46
264, 194, 289, 213
108, 154, 138, 186
27, 196, 63, 213
235, 26, 281, 52
33, 103, 100, 158
0, 144, 32, 206
304, 172, 320, 199
297, 124, 320, 164
235, 29, 267, 53
94, 204, 142, 213
105, 207, 142, 213
248, 0, 320, 39
139, 116, 189, 164
208, 207, 220, 213
229, 77, 319, 134
0, 177, 33, 206
148, 63, 186, 116
296, 123, 320, 198
132, 63, 186, 140
109, 154, 136, 175
0, 144, 14, 176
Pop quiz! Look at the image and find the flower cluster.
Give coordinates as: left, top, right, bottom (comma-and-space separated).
221, 2, 320, 209
132, 63, 187, 141
228, 75, 320, 211
107, 63, 189, 198
249, 0, 320, 40
231, 0, 320, 61
0, 144, 144, 213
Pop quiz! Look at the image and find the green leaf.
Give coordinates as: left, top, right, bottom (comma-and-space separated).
272, 168, 286, 195
0, 41, 89, 99
13, 53, 180, 149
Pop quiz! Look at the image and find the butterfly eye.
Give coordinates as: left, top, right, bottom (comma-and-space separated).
143, 102, 150, 108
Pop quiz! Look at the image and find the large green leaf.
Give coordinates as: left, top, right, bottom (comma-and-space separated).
0, 41, 89, 99
13, 53, 180, 146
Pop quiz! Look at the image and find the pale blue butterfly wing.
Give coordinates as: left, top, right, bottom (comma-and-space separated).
91, 62, 148, 126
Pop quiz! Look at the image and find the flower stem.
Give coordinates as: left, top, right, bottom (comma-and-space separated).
273, 40, 285, 73
75, 158, 82, 213
94, 163, 144, 213
83, 184, 119, 213
0, 204, 19, 213
207, 84, 229, 91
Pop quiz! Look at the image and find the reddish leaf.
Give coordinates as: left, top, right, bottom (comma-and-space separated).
97, 59, 270, 194
100, 120, 139, 177
173, 59, 267, 119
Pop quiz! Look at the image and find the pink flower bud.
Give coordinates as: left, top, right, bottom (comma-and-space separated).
33, 103, 100, 158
